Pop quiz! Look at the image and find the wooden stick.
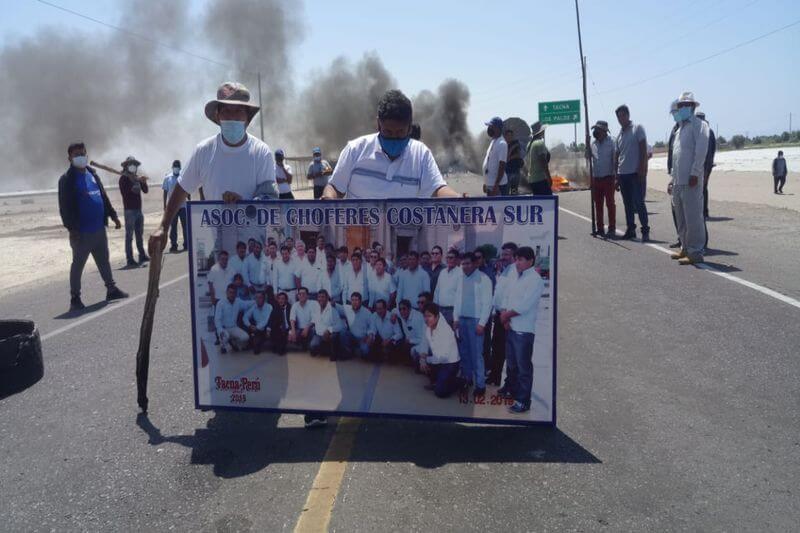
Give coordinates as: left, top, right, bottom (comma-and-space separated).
90, 160, 149, 182
135, 244, 164, 413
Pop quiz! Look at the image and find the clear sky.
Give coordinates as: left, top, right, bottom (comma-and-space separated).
4, 0, 800, 145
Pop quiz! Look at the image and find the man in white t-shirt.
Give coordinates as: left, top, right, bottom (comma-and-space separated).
482, 116, 508, 196
275, 149, 294, 200
322, 90, 458, 200
150, 82, 278, 253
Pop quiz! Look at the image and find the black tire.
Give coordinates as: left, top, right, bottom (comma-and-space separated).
0, 320, 44, 399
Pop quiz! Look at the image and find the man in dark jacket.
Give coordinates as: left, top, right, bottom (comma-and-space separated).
58, 142, 128, 311
119, 155, 150, 266
269, 292, 292, 355
696, 112, 716, 219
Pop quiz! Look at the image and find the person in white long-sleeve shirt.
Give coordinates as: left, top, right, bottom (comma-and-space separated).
342, 292, 374, 359
273, 246, 299, 304
297, 247, 326, 298
289, 287, 319, 350
309, 289, 344, 360
498, 246, 544, 414
420, 303, 461, 398
342, 253, 369, 307
243, 290, 272, 354
453, 252, 494, 397
245, 240, 268, 294
669, 91, 710, 265
432, 249, 462, 325
228, 241, 250, 286
207, 250, 234, 305
215, 284, 254, 353
367, 257, 396, 309
261, 242, 279, 293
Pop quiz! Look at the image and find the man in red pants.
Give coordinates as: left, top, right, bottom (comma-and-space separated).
589, 120, 617, 237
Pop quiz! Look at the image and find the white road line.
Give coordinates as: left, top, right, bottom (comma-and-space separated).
41, 274, 189, 341
558, 206, 800, 310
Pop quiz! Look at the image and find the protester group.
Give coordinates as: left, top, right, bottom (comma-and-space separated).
60, 79, 787, 424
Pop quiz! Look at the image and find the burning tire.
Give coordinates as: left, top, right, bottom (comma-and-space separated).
0, 320, 44, 398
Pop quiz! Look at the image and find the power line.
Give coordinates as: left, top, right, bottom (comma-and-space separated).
598, 17, 800, 95
34, 0, 240, 72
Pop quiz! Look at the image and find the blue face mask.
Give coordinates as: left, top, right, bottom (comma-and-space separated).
220, 120, 246, 144
378, 134, 410, 158
674, 107, 693, 122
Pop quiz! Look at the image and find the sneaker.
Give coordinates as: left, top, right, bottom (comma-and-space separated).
621, 229, 636, 240
126, 259, 138, 267
69, 296, 86, 311
508, 401, 530, 414
304, 415, 328, 428
670, 251, 687, 260
678, 255, 703, 265
106, 287, 129, 301
138, 254, 150, 264
668, 241, 682, 249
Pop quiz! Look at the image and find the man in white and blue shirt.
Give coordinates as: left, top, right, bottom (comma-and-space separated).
395, 298, 428, 367
243, 290, 273, 354
273, 246, 299, 304
297, 246, 326, 298
289, 287, 319, 350
498, 246, 545, 414
245, 240, 269, 294
367, 257, 396, 309
161, 159, 187, 252
228, 241, 250, 286
322, 90, 458, 200
215, 284, 254, 353
342, 253, 369, 307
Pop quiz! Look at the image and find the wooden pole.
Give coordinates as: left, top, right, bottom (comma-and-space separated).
575, 0, 596, 235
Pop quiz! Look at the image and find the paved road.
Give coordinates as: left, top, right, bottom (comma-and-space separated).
1, 189, 798, 531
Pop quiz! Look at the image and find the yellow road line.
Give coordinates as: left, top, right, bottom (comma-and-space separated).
293, 417, 361, 533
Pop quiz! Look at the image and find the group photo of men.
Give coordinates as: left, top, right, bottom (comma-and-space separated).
193, 211, 553, 419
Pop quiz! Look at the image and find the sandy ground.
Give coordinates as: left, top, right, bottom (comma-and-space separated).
0, 169, 794, 299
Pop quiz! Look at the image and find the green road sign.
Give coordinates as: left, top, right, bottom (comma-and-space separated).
538, 100, 581, 125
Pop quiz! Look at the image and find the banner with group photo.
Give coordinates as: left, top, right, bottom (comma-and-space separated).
187, 196, 558, 426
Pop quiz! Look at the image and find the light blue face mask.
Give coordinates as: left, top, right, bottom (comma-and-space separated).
378, 134, 410, 158
220, 120, 246, 144
674, 107, 693, 122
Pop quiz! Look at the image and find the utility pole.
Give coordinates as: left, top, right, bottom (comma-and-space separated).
257, 71, 265, 141
575, 0, 595, 235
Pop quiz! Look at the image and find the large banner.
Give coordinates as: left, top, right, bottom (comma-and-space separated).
187, 197, 557, 426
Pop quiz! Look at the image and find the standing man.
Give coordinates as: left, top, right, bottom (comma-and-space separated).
273, 245, 299, 304
498, 246, 545, 414
207, 250, 234, 306
428, 245, 445, 293
323, 254, 343, 305
667, 100, 683, 249
452, 252, 493, 398
773, 150, 788, 194
342, 252, 369, 308
433, 249, 462, 326
309, 290, 344, 360
275, 149, 294, 200
504, 127, 524, 196
321, 89, 458, 200
289, 287, 319, 351
341, 292, 374, 359
396, 251, 431, 309
487, 242, 517, 386
245, 240, 268, 294
525, 121, 552, 196
695, 112, 716, 219
119, 155, 149, 266
589, 120, 617, 237
150, 81, 277, 256
162, 160, 187, 252
307, 147, 333, 199
58, 142, 128, 310
614, 105, 650, 241
297, 246, 325, 299
669, 92, 709, 266
367, 257, 396, 310
482, 116, 508, 196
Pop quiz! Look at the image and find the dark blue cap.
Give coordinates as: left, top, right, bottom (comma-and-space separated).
485, 116, 504, 129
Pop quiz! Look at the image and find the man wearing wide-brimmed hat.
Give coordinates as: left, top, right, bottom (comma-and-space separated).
589, 120, 616, 237
669, 91, 710, 265
118, 155, 150, 266
525, 121, 552, 195
150, 81, 277, 254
